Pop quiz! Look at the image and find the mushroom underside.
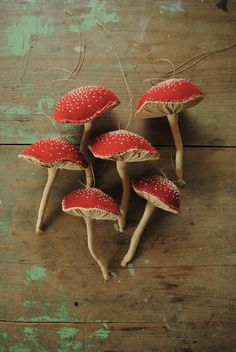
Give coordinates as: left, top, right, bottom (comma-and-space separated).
91, 148, 159, 163
18, 155, 86, 170
63, 207, 119, 221
136, 95, 203, 118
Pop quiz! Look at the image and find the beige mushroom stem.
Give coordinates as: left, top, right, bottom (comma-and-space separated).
85, 218, 110, 281
80, 121, 92, 155
121, 201, 155, 267
167, 113, 185, 186
36, 168, 59, 234
80, 121, 94, 188
116, 161, 130, 233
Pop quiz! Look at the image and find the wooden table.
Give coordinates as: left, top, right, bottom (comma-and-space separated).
0, 1, 235, 351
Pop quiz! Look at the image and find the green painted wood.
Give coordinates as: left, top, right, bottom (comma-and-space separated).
0, 322, 236, 352
0, 0, 236, 145
0, 147, 235, 329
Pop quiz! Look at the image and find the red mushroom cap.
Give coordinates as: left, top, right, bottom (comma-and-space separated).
132, 175, 180, 214
53, 85, 120, 124
18, 137, 88, 170
136, 78, 204, 118
62, 188, 120, 220
89, 130, 159, 162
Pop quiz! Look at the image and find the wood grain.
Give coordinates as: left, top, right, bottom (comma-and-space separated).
1, 0, 236, 350
0, 322, 236, 352
0, 0, 236, 145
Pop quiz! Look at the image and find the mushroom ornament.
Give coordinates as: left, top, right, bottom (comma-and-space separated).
89, 130, 160, 233
121, 175, 180, 267
19, 137, 88, 233
62, 188, 120, 281
53, 85, 120, 155
136, 78, 204, 185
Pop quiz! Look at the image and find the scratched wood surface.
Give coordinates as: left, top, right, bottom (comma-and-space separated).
0, 147, 236, 351
1, 0, 236, 351
0, 0, 236, 146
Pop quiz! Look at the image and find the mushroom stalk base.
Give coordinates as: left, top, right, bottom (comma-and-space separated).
36, 168, 59, 234
121, 201, 155, 266
116, 161, 130, 233
85, 218, 110, 281
167, 113, 185, 186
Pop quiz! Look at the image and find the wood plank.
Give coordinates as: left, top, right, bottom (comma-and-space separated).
0, 147, 235, 267
0, 0, 236, 145
0, 147, 235, 326
0, 322, 236, 352
0, 263, 235, 323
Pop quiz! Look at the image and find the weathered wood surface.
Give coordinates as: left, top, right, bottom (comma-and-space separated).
1, 0, 236, 350
0, 0, 236, 146
0, 147, 236, 350
1, 322, 236, 352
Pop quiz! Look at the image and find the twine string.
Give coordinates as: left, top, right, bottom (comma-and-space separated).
146, 43, 236, 84
97, 21, 134, 130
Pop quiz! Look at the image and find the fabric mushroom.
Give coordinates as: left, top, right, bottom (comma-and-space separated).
136, 78, 204, 186
62, 188, 120, 281
121, 175, 180, 267
53, 85, 120, 155
19, 137, 88, 233
89, 130, 160, 233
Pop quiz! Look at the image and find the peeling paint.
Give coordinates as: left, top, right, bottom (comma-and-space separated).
0, 104, 31, 116
9, 344, 31, 352
57, 327, 80, 339
24, 265, 47, 285
0, 332, 8, 338
93, 327, 111, 340
19, 301, 74, 322
0, 219, 14, 244
157, 0, 184, 13
6, 16, 53, 56
57, 327, 81, 352
68, 0, 119, 32
128, 263, 135, 276
37, 96, 55, 111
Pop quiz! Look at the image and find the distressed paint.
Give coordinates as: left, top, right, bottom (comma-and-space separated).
36, 96, 55, 112
9, 344, 31, 352
68, 0, 120, 32
93, 327, 111, 340
23, 327, 48, 352
127, 263, 135, 276
0, 332, 8, 338
157, 0, 184, 13
18, 301, 75, 322
6, 16, 53, 56
0, 219, 14, 244
0, 96, 54, 116
23, 300, 37, 308
57, 341, 82, 352
24, 265, 47, 285
57, 327, 81, 352
0, 104, 31, 116
57, 327, 79, 339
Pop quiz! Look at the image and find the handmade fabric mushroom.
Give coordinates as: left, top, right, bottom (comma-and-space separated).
89, 130, 160, 233
19, 137, 88, 233
62, 188, 120, 280
136, 78, 204, 185
53, 85, 120, 155
121, 175, 180, 266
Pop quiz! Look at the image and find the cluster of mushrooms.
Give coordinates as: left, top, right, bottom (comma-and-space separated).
19, 79, 204, 280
